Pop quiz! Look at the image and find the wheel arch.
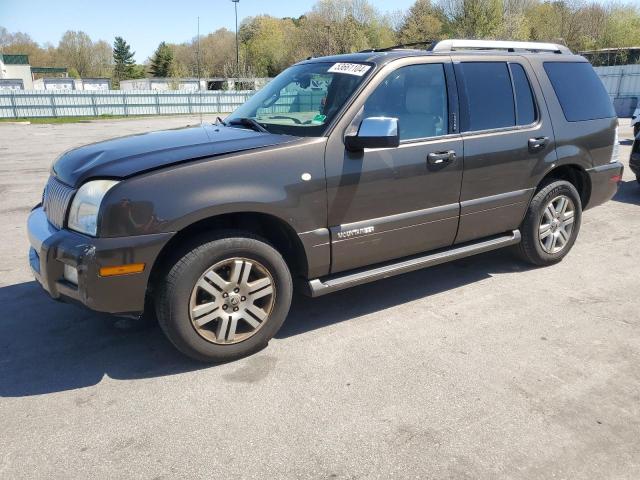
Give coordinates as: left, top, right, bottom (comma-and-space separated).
147, 211, 309, 297
537, 164, 591, 208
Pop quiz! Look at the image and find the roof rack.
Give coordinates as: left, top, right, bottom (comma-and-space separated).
430, 39, 572, 55
359, 40, 435, 53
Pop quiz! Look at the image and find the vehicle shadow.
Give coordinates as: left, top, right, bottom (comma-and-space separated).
279, 249, 530, 338
612, 179, 640, 206
0, 249, 530, 397
0, 281, 203, 397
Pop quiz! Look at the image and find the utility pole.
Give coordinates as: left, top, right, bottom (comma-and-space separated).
232, 0, 240, 84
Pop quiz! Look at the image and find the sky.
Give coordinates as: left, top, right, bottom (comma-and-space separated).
1, 0, 418, 61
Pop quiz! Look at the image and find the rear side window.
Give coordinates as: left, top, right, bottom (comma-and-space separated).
456, 62, 514, 131
543, 62, 615, 121
455, 62, 537, 132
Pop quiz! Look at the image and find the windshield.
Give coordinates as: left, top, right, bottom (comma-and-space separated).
225, 62, 373, 137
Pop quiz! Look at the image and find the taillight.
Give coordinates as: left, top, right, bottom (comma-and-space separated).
610, 126, 620, 163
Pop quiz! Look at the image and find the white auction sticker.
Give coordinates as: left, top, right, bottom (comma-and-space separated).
327, 63, 371, 76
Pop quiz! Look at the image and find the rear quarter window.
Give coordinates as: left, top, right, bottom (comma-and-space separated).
543, 62, 615, 122
509, 63, 536, 126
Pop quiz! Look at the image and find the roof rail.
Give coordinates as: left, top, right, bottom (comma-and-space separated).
430, 39, 572, 55
359, 40, 435, 53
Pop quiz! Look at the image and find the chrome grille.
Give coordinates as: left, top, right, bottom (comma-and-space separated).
43, 176, 75, 229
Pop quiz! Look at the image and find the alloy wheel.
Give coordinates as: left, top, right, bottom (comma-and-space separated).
538, 194, 575, 254
188, 257, 275, 344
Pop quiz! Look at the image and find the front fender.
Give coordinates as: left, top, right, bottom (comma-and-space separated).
98, 138, 328, 238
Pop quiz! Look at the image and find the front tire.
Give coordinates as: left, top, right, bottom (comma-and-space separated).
517, 180, 582, 266
156, 234, 293, 362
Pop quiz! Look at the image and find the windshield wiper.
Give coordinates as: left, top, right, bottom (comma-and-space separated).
227, 117, 269, 133
216, 116, 226, 126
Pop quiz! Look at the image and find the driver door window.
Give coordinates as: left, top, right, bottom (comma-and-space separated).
362, 64, 448, 141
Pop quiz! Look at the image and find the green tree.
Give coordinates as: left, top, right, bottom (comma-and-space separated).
240, 16, 298, 77
171, 28, 236, 78
112, 36, 135, 86
398, 0, 446, 43
601, 5, 640, 50
442, 0, 504, 38
67, 67, 80, 79
130, 64, 147, 79
56, 30, 94, 76
297, 0, 395, 57
149, 41, 174, 77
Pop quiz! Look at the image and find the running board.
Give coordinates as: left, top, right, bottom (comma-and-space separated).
306, 230, 521, 297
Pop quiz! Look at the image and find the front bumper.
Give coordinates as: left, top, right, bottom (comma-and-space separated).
28, 206, 173, 315
585, 162, 624, 209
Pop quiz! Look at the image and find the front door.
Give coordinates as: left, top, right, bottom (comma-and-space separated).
324, 60, 463, 273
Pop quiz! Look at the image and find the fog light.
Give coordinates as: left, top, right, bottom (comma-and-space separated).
63, 264, 78, 285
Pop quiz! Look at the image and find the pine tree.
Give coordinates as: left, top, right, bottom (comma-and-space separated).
149, 41, 174, 78
112, 36, 136, 86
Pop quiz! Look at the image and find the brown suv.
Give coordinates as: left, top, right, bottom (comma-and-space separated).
28, 39, 623, 361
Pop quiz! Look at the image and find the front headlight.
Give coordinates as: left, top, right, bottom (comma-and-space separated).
67, 180, 119, 236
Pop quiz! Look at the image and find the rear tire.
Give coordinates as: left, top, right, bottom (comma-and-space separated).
517, 180, 582, 266
156, 233, 293, 362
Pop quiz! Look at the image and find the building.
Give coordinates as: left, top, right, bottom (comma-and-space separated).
0, 54, 71, 91
120, 78, 201, 91
77, 78, 111, 90
119, 77, 272, 91
32, 77, 111, 91
32, 77, 75, 91
0, 54, 33, 90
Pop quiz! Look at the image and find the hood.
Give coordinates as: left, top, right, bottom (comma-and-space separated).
52, 123, 297, 187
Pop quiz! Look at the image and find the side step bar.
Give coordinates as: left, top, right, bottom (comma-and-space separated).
306, 230, 521, 297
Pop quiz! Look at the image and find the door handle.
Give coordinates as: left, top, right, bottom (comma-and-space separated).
528, 136, 549, 151
427, 150, 456, 166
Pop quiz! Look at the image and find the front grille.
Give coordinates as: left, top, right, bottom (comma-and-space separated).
43, 176, 75, 229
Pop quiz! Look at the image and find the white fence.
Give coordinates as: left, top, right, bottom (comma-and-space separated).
7, 70, 635, 119
0, 90, 255, 119
594, 65, 640, 117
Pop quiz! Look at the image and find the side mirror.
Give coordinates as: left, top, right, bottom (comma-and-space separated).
345, 117, 400, 151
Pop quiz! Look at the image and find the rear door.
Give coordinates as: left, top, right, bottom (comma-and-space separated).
324, 57, 463, 273
453, 56, 556, 243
